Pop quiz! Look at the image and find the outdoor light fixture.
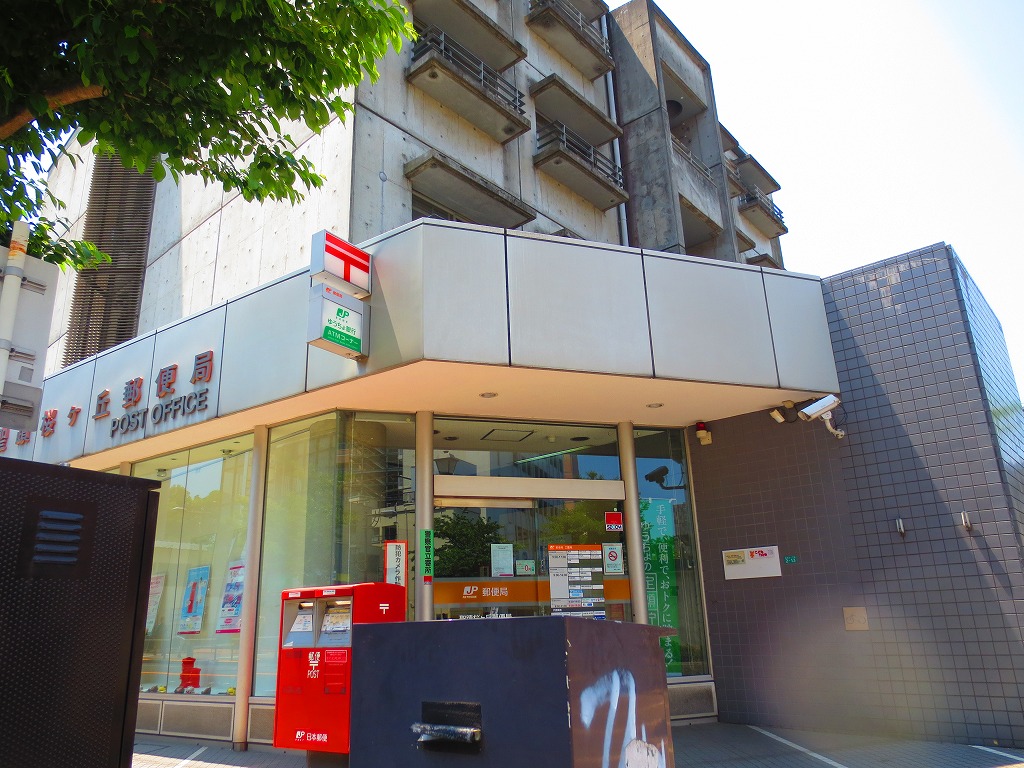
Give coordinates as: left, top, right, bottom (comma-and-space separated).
896, 518, 905, 537
434, 451, 460, 475
961, 510, 973, 532
768, 400, 799, 424
695, 421, 712, 446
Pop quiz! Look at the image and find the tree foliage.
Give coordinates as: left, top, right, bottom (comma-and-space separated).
1, 0, 412, 267
434, 512, 507, 578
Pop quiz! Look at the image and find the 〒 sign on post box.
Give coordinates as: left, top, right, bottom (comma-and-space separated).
273, 582, 406, 755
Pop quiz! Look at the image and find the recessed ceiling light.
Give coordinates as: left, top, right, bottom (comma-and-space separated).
443, 436, 459, 441
479, 392, 498, 398
646, 402, 664, 409
570, 436, 589, 442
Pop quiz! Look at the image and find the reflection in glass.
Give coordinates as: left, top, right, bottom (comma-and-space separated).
432, 418, 620, 480
134, 434, 254, 695
432, 499, 631, 622
635, 428, 708, 677
253, 412, 415, 696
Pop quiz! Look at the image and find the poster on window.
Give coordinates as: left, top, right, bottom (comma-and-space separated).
215, 561, 245, 633
146, 574, 166, 635
641, 498, 682, 675
178, 565, 210, 634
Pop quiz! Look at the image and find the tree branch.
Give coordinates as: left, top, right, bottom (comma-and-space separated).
0, 83, 107, 141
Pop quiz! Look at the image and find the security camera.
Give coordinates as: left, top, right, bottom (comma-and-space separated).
644, 466, 669, 484
798, 394, 840, 421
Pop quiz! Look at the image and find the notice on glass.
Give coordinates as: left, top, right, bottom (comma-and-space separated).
215, 561, 245, 633
178, 565, 210, 635
146, 574, 166, 635
491, 543, 514, 577
548, 543, 605, 619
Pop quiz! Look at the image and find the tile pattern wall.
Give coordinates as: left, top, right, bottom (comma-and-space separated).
824, 243, 1024, 745
687, 413, 871, 732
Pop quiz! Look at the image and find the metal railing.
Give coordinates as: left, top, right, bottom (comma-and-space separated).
529, 0, 610, 56
411, 27, 526, 116
671, 137, 714, 183
537, 121, 624, 188
740, 186, 786, 225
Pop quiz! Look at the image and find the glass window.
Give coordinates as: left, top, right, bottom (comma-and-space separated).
134, 435, 253, 695
253, 412, 416, 696
635, 428, 708, 677
432, 499, 631, 622
433, 418, 620, 481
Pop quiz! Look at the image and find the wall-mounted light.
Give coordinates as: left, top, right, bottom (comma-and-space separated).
961, 510, 973, 532
896, 517, 905, 537
695, 421, 712, 446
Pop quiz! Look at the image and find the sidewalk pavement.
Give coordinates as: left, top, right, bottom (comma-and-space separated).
134, 722, 1024, 768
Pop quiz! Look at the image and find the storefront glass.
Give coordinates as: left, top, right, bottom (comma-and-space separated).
134, 434, 254, 695
635, 428, 708, 676
432, 419, 619, 480
433, 499, 631, 621
253, 411, 416, 697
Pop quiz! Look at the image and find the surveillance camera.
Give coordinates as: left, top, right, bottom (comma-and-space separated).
644, 466, 669, 484
798, 394, 840, 421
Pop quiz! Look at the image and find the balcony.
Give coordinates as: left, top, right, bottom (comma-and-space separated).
526, 0, 613, 81
669, 137, 723, 236
724, 158, 745, 199
530, 74, 620, 147
739, 187, 788, 238
407, 28, 531, 144
734, 153, 781, 195
405, 150, 538, 228
408, 0, 526, 72
534, 122, 627, 211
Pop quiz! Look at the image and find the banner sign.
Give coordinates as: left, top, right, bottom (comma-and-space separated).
641, 498, 682, 675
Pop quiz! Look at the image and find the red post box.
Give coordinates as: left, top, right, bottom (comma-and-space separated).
272, 582, 406, 755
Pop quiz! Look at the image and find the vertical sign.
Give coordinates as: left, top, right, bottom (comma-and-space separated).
641, 498, 682, 675
420, 530, 434, 584
384, 540, 408, 587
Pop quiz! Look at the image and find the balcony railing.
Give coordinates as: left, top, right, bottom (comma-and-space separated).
741, 186, 785, 224
537, 121, 624, 188
412, 26, 526, 116
529, 0, 610, 56
671, 138, 713, 184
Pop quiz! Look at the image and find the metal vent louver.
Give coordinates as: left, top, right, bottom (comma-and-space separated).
31, 509, 84, 566
62, 154, 156, 367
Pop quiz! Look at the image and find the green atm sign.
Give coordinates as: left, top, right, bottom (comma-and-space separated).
307, 284, 368, 361
323, 306, 362, 353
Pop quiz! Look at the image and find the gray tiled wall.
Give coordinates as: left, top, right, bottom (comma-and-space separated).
823, 243, 1024, 745
687, 413, 871, 732
690, 243, 1024, 746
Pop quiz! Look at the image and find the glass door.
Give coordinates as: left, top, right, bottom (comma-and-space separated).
431, 498, 631, 622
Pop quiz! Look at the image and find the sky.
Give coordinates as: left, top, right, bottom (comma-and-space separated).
611, 0, 1024, 388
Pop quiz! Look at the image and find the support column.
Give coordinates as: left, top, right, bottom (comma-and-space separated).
618, 421, 649, 624
231, 425, 269, 750
415, 411, 434, 621
0, 222, 29, 395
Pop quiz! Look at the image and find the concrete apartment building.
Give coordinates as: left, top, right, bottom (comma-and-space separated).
4, 0, 1024, 753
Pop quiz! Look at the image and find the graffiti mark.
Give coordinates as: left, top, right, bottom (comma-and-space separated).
579, 669, 667, 768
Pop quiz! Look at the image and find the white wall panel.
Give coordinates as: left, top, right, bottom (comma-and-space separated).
646, 253, 778, 387
422, 223, 509, 365
507, 233, 652, 376
218, 274, 310, 415
764, 272, 841, 393
84, 335, 157, 455
31, 358, 96, 465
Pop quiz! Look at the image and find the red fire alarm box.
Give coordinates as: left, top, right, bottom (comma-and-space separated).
273, 582, 406, 754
